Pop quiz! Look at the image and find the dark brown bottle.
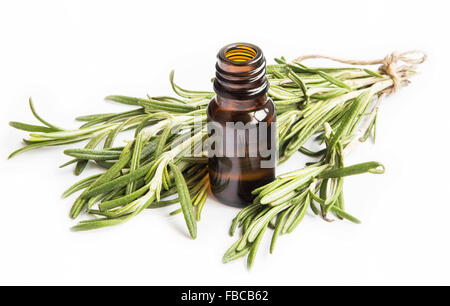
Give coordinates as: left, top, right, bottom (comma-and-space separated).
207, 43, 276, 207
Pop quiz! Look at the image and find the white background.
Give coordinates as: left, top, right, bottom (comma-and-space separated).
1, 0, 449, 286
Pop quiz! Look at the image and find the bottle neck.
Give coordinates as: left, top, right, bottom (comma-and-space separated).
213, 43, 269, 103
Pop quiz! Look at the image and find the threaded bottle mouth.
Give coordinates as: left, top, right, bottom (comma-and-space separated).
214, 43, 269, 100
224, 44, 257, 62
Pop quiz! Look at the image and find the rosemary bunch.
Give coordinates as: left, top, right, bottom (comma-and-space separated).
8, 52, 425, 261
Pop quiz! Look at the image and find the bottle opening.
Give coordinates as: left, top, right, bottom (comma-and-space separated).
224, 44, 257, 62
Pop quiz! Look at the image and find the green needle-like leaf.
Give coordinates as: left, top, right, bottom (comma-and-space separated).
169, 162, 197, 239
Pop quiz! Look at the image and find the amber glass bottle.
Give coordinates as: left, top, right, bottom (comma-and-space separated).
207, 43, 276, 207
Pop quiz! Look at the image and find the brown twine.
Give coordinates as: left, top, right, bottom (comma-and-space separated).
293, 50, 427, 94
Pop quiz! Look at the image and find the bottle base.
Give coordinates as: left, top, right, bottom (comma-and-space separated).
208, 156, 275, 207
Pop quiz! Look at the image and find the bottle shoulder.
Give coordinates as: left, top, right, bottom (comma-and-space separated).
207, 97, 275, 125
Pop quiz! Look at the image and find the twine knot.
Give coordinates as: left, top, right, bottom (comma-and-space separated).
293, 50, 427, 94
379, 50, 427, 93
